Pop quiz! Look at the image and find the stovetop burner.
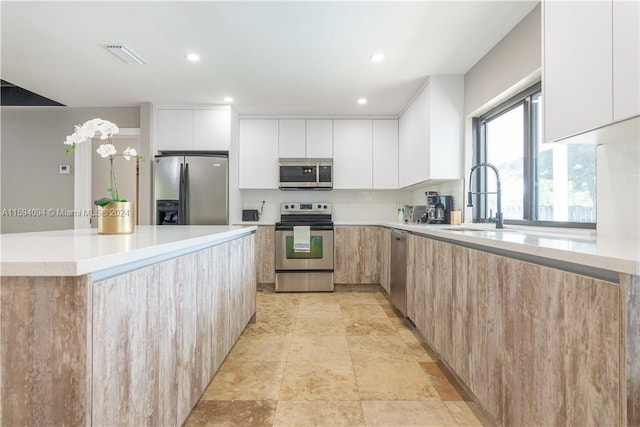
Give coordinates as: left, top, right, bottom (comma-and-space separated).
276, 202, 333, 230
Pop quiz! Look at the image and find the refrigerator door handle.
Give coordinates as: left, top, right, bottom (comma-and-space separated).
178, 162, 186, 225
183, 162, 189, 224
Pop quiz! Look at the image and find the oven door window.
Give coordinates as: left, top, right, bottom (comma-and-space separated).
280, 166, 317, 183
285, 236, 323, 259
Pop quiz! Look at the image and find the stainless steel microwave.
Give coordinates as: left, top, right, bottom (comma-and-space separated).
279, 158, 333, 190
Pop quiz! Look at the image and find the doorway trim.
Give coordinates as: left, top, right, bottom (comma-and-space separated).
73, 128, 141, 229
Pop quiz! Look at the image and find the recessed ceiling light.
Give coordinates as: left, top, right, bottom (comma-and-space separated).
224, 96, 233, 103
358, 98, 367, 105
370, 53, 384, 63
186, 53, 200, 62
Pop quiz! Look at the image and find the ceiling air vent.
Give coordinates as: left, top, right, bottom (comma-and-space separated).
105, 44, 147, 64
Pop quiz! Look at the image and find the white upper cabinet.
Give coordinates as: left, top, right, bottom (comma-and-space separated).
278, 119, 306, 158
278, 119, 333, 158
194, 109, 231, 151
372, 120, 398, 189
333, 120, 373, 189
305, 120, 333, 158
156, 106, 231, 151
543, 1, 613, 142
238, 119, 279, 189
156, 110, 193, 151
398, 75, 463, 188
613, 0, 640, 121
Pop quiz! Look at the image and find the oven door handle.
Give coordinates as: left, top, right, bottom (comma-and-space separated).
316, 162, 320, 185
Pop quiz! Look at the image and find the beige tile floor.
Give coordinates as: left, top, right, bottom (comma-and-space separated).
185, 290, 488, 427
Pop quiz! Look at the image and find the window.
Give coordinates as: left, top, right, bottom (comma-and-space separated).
473, 83, 596, 227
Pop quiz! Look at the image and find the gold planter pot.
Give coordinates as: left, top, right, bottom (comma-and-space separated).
97, 201, 135, 234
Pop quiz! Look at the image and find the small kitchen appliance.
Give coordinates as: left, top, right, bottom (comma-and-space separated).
275, 202, 334, 292
437, 195, 455, 224
412, 205, 428, 223
425, 192, 455, 224
278, 158, 333, 190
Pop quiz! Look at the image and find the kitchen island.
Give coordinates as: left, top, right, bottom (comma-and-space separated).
0, 225, 257, 426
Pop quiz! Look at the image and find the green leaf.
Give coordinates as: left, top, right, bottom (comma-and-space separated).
94, 197, 115, 207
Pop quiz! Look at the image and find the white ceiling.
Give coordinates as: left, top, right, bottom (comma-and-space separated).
1, 1, 538, 115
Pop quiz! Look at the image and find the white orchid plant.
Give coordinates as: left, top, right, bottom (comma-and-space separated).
64, 118, 144, 207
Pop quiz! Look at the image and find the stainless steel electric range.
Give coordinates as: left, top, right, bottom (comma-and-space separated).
274, 202, 334, 292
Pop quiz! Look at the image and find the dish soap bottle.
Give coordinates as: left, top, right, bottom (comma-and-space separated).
397, 207, 404, 223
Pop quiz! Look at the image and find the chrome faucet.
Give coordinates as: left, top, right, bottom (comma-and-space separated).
467, 162, 504, 229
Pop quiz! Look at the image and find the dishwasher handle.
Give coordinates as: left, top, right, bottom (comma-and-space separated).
391, 229, 407, 240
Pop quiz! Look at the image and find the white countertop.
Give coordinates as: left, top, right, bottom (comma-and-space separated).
368, 222, 639, 275
0, 225, 257, 277
238, 220, 639, 274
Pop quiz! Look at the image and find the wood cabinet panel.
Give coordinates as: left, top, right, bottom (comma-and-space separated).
377, 227, 391, 293
334, 226, 379, 284
210, 243, 231, 373
92, 266, 158, 426
0, 276, 90, 426
406, 234, 427, 333
407, 234, 621, 426
623, 273, 640, 426
242, 235, 257, 325
256, 226, 275, 283
195, 249, 214, 395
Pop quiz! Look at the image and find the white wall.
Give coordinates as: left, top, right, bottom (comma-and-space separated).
1, 106, 140, 233
229, 107, 242, 224
464, 3, 541, 117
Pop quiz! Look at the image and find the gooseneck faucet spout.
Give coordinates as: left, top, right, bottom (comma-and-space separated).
467, 162, 504, 229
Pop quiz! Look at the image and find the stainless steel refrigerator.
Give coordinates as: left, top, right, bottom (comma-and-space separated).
154, 154, 228, 225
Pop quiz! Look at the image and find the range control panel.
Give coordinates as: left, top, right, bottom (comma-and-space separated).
280, 202, 332, 215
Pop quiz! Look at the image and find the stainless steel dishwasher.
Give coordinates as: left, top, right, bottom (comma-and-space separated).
390, 229, 407, 316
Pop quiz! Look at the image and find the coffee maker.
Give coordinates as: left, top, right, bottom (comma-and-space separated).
425, 192, 455, 224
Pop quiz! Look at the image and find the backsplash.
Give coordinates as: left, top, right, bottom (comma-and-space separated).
240, 180, 465, 224
241, 189, 415, 223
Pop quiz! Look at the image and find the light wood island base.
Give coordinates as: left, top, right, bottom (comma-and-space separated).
1, 230, 256, 426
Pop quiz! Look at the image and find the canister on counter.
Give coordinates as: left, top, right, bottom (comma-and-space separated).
450, 210, 462, 225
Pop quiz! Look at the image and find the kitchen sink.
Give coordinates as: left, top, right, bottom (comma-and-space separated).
442, 227, 516, 232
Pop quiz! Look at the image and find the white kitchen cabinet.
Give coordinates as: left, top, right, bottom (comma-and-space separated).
156, 110, 193, 151
278, 119, 333, 158
156, 107, 231, 151
372, 120, 398, 189
238, 119, 279, 189
305, 119, 333, 158
543, 1, 613, 142
333, 120, 373, 189
278, 119, 306, 158
194, 109, 231, 151
398, 75, 463, 187
613, 0, 640, 121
